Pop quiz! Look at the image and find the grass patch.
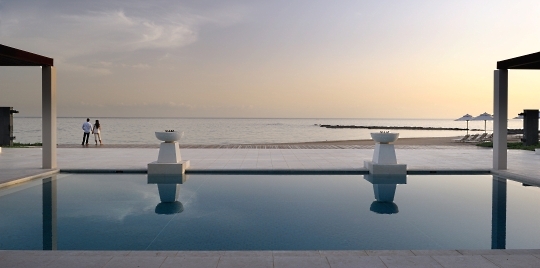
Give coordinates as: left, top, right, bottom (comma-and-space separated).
477, 142, 540, 151
4, 142, 43, 148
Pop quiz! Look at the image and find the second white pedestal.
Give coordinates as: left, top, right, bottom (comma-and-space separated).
364, 161, 407, 175
373, 143, 397, 164
148, 160, 190, 175
157, 142, 182, 163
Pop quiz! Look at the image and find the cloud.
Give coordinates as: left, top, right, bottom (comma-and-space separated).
59, 59, 113, 76
0, 1, 246, 72
57, 10, 197, 54
129, 63, 151, 69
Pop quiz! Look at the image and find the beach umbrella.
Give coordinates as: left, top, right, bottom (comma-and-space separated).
473, 112, 494, 133
454, 114, 474, 134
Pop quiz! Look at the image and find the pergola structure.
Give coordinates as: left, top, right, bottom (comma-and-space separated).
0, 44, 56, 169
494, 51, 540, 170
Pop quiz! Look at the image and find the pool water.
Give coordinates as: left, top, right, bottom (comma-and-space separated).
0, 174, 539, 250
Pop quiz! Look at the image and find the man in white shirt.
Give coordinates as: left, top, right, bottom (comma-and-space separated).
82, 118, 92, 145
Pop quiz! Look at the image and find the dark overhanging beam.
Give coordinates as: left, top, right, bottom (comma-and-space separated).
497, 51, 540, 69
0, 44, 53, 66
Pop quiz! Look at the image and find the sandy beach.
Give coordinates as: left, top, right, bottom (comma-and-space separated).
57, 135, 521, 148
260, 134, 523, 146
260, 136, 472, 146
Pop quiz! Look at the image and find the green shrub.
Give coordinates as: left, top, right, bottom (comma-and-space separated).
6, 142, 43, 148
476, 142, 540, 151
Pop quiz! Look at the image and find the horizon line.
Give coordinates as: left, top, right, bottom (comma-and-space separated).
12, 116, 464, 120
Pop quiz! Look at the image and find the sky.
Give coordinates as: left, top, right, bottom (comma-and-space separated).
1, 0, 540, 118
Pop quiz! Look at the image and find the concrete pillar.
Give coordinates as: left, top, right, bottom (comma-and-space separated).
493, 69, 508, 170
42, 66, 57, 169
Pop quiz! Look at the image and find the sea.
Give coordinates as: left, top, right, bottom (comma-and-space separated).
12, 117, 523, 145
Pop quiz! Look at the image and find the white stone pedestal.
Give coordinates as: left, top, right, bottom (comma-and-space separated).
364, 142, 406, 174
365, 133, 407, 175
148, 136, 189, 175
148, 161, 190, 175
364, 161, 407, 175
157, 142, 181, 163
373, 143, 397, 164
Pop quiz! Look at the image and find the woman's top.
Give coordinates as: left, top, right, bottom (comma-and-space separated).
92, 125, 100, 134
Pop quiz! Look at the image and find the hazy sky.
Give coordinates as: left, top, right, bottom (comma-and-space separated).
1, 0, 540, 118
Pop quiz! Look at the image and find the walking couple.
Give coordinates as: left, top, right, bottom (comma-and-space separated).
82, 118, 103, 146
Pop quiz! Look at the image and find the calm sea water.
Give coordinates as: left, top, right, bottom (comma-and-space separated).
12, 117, 523, 145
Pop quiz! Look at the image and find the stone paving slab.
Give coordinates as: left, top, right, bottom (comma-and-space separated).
56, 144, 478, 149
1, 250, 540, 267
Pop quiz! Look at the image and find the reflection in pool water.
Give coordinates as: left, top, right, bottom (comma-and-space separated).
42, 176, 57, 250
155, 201, 184, 215
148, 174, 188, 215
3, 174, 538, 250
364, 175, 407, 214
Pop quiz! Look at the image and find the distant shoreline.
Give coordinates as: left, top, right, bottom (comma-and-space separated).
55, 136, 523, 148
319, 125, 482, 131
259, 136, 474, 146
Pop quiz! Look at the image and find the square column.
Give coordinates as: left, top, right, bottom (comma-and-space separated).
493, 69, 508, 170
42, 66, 57, 169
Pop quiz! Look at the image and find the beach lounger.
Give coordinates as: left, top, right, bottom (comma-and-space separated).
466, 133, 487, 143
463, 134, 479, 142
452, 134, 470, 142
481, 133, 493, 142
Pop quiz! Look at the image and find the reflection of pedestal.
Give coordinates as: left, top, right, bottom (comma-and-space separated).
148, 141, 190, 175
364, 174, 406, 214
373, 184, 397, 202
364, 137, 406, 175
148, 174, 188, 202
364, 175, 407, 201
157, 184, 179, 202
147, 174, 187, 214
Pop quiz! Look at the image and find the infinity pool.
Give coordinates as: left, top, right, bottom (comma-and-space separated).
0, 174, 539, 250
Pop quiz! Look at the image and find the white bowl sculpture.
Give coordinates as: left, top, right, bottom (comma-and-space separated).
155, 131, 183, 143
370, 133, 399, 144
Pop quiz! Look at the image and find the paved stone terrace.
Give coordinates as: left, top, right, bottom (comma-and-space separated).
2, 145, 540, 185
57, 143, 474, 149
2, 249, 540, 267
